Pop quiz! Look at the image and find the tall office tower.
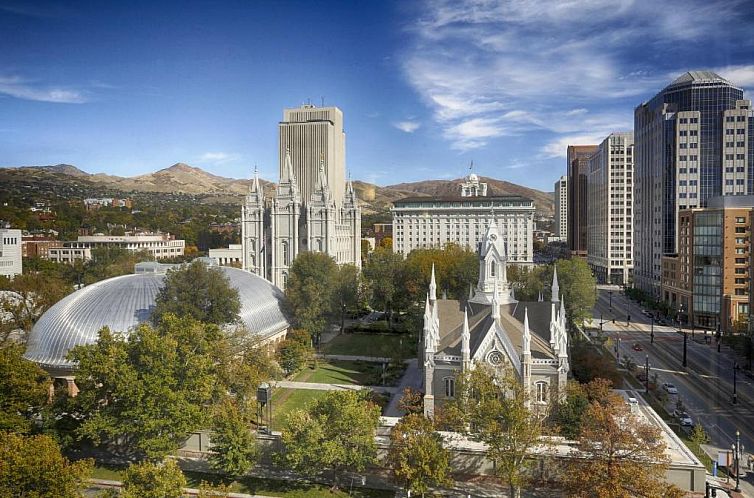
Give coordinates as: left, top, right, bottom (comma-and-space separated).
567, 145, 598, 257
242, 104, 361, 290
553, 175, 568, 241
634, 71, 752, 297
278, 105, 345, 207
586, 132, 634, 285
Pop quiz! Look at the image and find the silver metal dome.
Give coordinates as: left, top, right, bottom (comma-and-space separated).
24, 267, 289, 373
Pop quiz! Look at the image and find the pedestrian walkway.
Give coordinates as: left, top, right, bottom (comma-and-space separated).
384, 358, 421, 417
316, 353, 392, 363
273, 379, 398, 394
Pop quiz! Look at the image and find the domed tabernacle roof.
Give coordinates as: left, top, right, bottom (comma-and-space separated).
24, 266, 289, 373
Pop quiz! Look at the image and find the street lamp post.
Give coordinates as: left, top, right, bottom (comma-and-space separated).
609, 290, 613, 312
682, 331, 688, 368
600, 312, 603, 333
734, 431, 741, 493
645, 355, 650, 394
733, 362, 739, 405
650, 317, 655, 344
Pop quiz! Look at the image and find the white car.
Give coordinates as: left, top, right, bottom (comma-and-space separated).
663, 383, 678, 395
673, 410, 693, 426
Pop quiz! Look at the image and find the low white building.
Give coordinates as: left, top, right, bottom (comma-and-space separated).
0, 228, 22, 277
208, 244, 243, 267
59, 233, 185, 260
48, 247, 92, 264
391, 174, 535, 264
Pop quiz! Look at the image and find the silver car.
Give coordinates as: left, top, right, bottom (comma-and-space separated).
663, 383, 678, 395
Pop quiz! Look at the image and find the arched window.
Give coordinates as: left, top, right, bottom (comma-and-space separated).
491, 261, 496, 277
317, 239, 323, 252
444, 377, 456, 398
535, 381, 548, 404
283, 272, 288, 287
282, 241, 289, 265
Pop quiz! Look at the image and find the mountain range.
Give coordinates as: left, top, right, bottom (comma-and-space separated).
0, 163, 554, 216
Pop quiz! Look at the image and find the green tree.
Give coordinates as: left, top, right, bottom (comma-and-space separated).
570, 341, 621, 386
0, 432, 93, 498
565, 391, 672, 498
279, 390, 380, 485
209, 398, 259, 478
0, 344, 51, 433
404, 244, 478, 302
331, 263, 362, 332
443, 366, 546, 498
83, 247, 153, 285
0, 272, 72, 343
152, 260, 241, 326
121, 459, 187, 498
277, 329, 314, 375
554, 258, 596, 327
285, 252, 337, 343
689, 424, 709, 447
63, 316, 223, 461
553, 379, 613, 439
363, 247, 405, 323
388, 413, 452, 495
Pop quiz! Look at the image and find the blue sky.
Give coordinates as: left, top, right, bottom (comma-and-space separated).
2, 0, 754, 191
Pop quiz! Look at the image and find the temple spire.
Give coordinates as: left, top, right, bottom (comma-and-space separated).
282, 147, 297, 186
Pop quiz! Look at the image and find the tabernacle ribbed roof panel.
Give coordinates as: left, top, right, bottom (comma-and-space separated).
24, 267, 289, 372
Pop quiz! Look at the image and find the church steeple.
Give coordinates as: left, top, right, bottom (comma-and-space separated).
461, 307, 470, 370
491, 281, 500, 320
522, 307, 531, 356
429, 263, 437, 303
551, 266, 560, 303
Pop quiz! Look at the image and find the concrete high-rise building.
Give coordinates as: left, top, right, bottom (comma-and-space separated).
0, 228, 22, 278
278, 105, 346, 207
634, 71, 753, 297
553, 176, 568, 241
242, 104, 361, 290
661, 196, 753, 332
567, 145, 598, 257
586, 132, 634, 285
391, 174, 535, 264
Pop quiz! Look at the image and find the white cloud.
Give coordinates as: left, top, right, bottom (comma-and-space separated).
199, 152, 241, 165
393, 120, 421, 133
541, 133, 610, 159
0, 76, 86, 103
403, 0, 752, 152
715, 64, 754, 88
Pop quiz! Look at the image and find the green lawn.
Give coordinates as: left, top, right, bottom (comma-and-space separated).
91, 465, 391, 497
322, 333, 415, 359
271, 388, 329, 425
184, 472, 393, 497
293, 360, 382, 385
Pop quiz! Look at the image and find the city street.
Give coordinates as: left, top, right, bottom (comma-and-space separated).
590, 287, 754, 463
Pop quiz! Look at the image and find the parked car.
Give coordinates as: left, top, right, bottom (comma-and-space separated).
632, 343, 643, 351
673, 410, 693, 426
663, 383, 678, 395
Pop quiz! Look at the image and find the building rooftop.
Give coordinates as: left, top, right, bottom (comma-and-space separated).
666, 71, 739, 90
24, 266, 289, 373
392, 195, 534, 205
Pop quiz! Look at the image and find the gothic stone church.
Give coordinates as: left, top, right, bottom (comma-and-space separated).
420, 220, 569, 417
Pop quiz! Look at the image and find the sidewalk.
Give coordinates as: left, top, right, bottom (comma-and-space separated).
384, 358, 421, 417
317, 353, 393, 363
273, 379, 398, 394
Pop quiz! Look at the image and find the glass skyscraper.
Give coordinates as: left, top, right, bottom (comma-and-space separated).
634, 71, 752, 297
